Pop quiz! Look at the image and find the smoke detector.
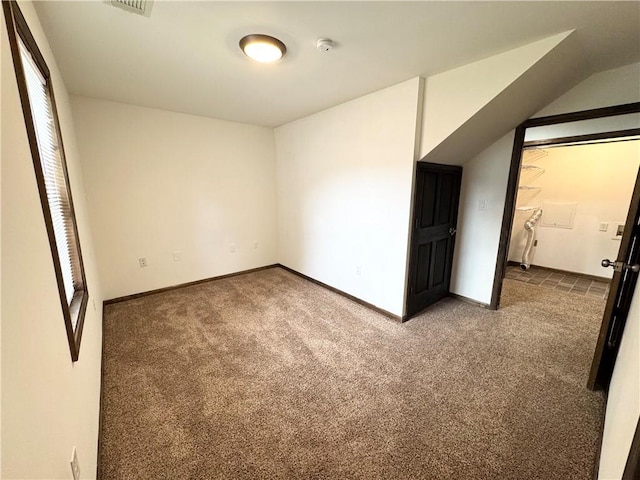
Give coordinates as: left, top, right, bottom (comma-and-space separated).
106, 0, 153, 17
317, 38, 334, 53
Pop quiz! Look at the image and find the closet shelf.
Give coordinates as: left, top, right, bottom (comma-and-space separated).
521, 164, 545, 173
518, 185, 541, 190
516, 206, 541, 212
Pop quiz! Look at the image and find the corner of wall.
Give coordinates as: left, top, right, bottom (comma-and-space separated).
273, 78, 423, 317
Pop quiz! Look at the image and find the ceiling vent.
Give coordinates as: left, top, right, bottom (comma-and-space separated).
107, 0, 153, 17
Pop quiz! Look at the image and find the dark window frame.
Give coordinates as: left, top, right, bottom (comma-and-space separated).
3, 0, 89, 361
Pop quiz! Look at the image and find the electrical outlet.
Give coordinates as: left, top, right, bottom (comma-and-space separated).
172, 251, 181, 262
138, 257, 147, 268
70, 447, 80, 480
229, 243, 237, 253
253, 241, 258, 249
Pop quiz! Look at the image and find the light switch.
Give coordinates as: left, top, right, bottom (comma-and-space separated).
599, 222, 608, 232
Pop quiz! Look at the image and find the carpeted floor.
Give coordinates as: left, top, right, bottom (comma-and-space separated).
100, 267, 606, 479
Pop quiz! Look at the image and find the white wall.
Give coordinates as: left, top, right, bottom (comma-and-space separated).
275, 78, 422, 317
598, 279, 640, 480
508, 142, 640, 277
536, 63, 640, 117
450, 132, 515, 303
2, 2, 103, 478
71, 96, 279, 300
0, 5, 3, 474
451, 62, 640, 306
419, 31, 573, 160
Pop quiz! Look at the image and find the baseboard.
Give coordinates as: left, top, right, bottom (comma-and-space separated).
506, 261, 611, 283
103, 263, 405, 322
103, 264, 280, 305
277, 264, 405, 322
448, 293, 490, 308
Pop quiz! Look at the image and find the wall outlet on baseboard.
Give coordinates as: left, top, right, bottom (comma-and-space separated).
138, 257, 148, 268
70, 447, 80, 480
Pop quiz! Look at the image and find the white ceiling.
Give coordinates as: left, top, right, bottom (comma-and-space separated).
34, 1, 640, 127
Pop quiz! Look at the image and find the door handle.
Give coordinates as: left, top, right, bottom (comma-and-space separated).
601, 259, 640, 273
449, 227, 457, 236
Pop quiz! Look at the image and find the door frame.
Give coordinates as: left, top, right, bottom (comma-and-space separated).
491, 102, 640, 311
486, 101, 640, 479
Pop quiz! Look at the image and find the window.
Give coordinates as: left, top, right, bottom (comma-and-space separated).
4, 1, 89, 361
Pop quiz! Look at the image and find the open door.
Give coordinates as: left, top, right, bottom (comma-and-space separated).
588, 167, 640, 390
406, 162, 462, 318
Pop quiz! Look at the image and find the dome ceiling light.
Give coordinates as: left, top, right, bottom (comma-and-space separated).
239, 34, 287, 63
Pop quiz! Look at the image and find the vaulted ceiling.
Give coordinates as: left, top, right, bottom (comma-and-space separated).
34, 1, 640, 127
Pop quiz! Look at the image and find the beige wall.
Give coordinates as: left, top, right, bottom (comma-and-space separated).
275, 78, 422, 317
71, 96, 279, 301
1, 2, 103, 478
509, 141, 640, 277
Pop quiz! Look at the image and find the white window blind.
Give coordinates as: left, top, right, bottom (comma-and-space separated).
18, 38, 83, 312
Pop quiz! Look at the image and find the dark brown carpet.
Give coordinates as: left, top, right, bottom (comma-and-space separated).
100, 267, 605, 479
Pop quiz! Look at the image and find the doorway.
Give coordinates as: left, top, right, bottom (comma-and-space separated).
491, 102, 640, 392
506, 141, 638, 295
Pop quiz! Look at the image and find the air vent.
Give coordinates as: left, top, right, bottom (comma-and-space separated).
107, 0, 153, 17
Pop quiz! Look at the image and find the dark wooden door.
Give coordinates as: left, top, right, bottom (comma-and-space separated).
406, 162, 462, 318
588, 167, 640, 391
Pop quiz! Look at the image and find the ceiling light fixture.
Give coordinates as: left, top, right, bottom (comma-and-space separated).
239, 34, 286, 63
